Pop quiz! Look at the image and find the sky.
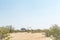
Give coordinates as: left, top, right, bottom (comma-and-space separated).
0, 0, 60, 29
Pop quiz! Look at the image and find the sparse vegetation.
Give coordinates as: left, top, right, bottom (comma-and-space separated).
0, 24, 60, 40
0, 25, 14, 40
44, 24, 60, 40
0, 27, 10, 40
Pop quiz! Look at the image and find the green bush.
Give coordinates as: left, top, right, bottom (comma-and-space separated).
0, 26, 10, 40
43, 29, 50, 37
45, 24, 60, 40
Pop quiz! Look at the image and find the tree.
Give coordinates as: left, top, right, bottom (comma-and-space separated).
21, 28, 26, 32
6, 25, 14, 33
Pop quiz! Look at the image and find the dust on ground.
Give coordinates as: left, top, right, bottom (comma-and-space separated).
10, 32, 52, 40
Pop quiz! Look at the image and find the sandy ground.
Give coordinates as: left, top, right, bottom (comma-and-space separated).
10, 32, 52, 40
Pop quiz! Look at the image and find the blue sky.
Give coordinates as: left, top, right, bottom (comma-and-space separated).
0, 0, 60, 29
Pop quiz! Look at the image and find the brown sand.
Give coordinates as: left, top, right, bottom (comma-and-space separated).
10, 32, 52, 40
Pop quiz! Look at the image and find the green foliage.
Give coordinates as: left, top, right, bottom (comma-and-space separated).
43, 29, 50, 37
0, 25, 14, 40
0, 27, 10, 40
31, 29, 41, 33
5, 36, 10, 40
6, 25, 15, 33
45, 24, 60, 40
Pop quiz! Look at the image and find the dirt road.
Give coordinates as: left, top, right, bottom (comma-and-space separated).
10, 32, 52, 40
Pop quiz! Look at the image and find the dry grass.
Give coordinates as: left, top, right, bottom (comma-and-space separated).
10, 32, 52, 40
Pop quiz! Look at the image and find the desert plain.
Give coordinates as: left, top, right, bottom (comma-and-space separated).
10, 32, 52, 40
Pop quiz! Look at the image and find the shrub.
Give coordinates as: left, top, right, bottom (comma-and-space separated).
6, 25, 15, 33
0, 27, 10, 40
45, 24, 60, 40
